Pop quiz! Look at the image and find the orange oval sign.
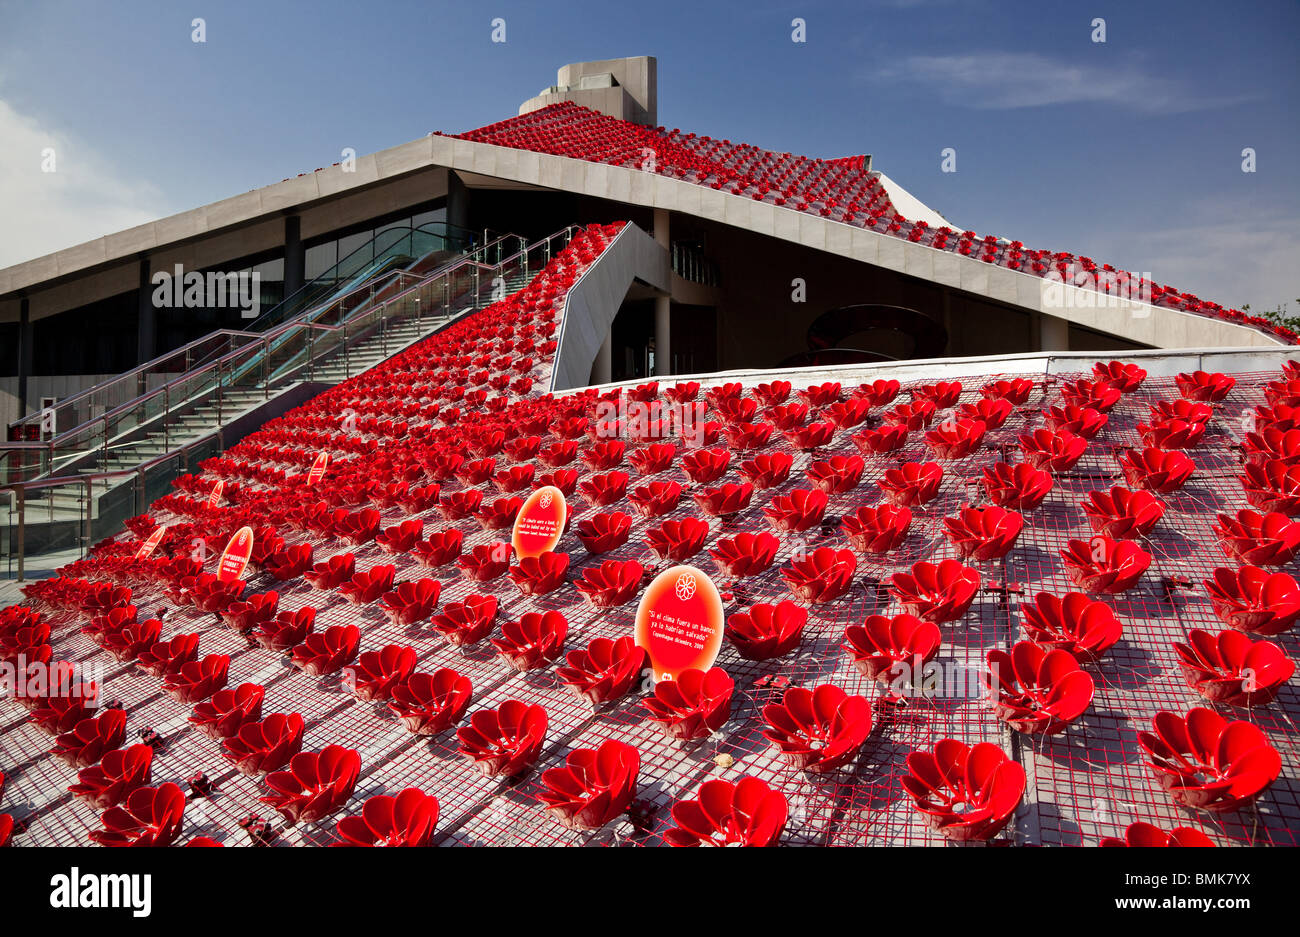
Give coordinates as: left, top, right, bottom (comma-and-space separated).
134, 525, 167, 559
218, 526, 254, 583
307, 451, 330, 486
207, 479, 225, 507
634, 564, 725, 683
511, 485, 567, 559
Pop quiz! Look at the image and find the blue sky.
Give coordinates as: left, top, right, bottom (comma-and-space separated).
1, 0, 1296, 312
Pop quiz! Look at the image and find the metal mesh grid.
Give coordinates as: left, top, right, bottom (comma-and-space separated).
3, 263, 1297, 848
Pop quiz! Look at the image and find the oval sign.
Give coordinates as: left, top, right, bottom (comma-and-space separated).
307, 451, 330, 486
134, 525, 167, 560
217, 526, 254, 583
511, 485, 567, 559
207, 479, 225, 508
634, 564, 725, 683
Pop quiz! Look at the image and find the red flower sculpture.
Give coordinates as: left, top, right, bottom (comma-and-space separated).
189, 683, 265, 739
902, 740, 1025, 841
627, 480, 683, 518
1137, 708, 1280, 811
856, 378, 901, 407
476, 496, 524, 531
958, 396, 1012, 430
782, 421, 835, 451
557, 636, 648, 706
162, 654, 230, 704
381, 579, 441, 627
138, 633, 200, 678
1173, 629, 1295, 706
724, 421, 775, 451
538, 739, 640, 830
890, 559, 981, 623
726, 601, 805, 660
492, 611, 568, 671
335, 788, 440, 847
375, 519, 423, 554
336, 508, 381, 545
1059, 377, 1121, 413
579, 471, 630, 507
1041, 404, 1108, 439
985, 642, 1095, 734
349, 645, 419, 701
643, 667, 735, 740
693, 482, 753, 519
254, 606, 316, 652
628, 443, 676, 476
1019, 592, 1122, 661
458, 542, 512, 582
222, 591, 280, 634
761, 684, 872, 773
942, 505, 1023, 561
805, 455, 865, 496
432, 594, 498, 646
781, 547, 857, 604
573, 559, 644, 608
665, 777, 788, 847
1080, 486, 1165, 540
439, 489, 484, 520
266, 544, 314, 581
682, 447, 731, 484
1175, 370, 1235, 402
763, 488, 828, 533
1203, 566, 1300, 635
1018, 428, 1087, 473
1239, 458, 1300, 514
1140, 418, 1206, 451
843, 613, 942, 683
412, 529, 464, 569
884, 399, 936, 430
738, 452, 793, 489
1060, 537, 1151, 594
925, 418, 987, 460
68, 744, 153, 809
338, 564, 397, 605
261, 745, 361, 825
305, 553, 356, 590
1092, 360, 1147, 392
1213, 509, 1300, 566
912, 381, 962, 409
877, 461, 943, 507
852, 423, 909, 455
840, 503, 911, 555
1100, 822, 1215, 847
456, 701, 548, 777
389, 669, 472, 735
575, 511, 633, 554
90, 782, 186, 847
507, 551, 570, 596
981, 462, 1053, 511
291, 624, 361, 676
645, 517, 710, 562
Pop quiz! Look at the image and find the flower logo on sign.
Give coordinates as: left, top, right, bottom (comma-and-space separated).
539, 492, 552, 509
675, 572, 697, 601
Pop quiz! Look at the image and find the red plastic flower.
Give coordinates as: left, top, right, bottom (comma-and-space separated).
682, 447, 731, 484
1060, 537, 1151, 594
1100, 822, 1214, 847
338, 564, 396, 604
375, 519, 423, 554
261, 745, 361, 825
1203, 566, 1300, 635
380, 579, 441, 627
1140, 418, 1205, 450
1041, 404, 1107, 439
573, 559, 644, 608
781, 547, 857, 603
628, 443, 676, 476
254, 606, 316, 652
1239, 458, 1300, 514
476, 496, 524, 531
844, 612, 941, 684
942, 505, 1023, 561
852, 423, 908, 454
665, 777, 788, 847
222, 712, 305, 775
388, 669, 472, 735
52, 709, 128, 768
1212, 509, 1300, 566
981, 462, 1053, 511
349, 645, 418, 701
575, 511, 633, 554
579, 471, 630, 507
68, 743, 153, 809
890, 559, 981, 623
162, 654, 230, 704
763, 488, 828, 533
805, 455, 865, 495
1175, 370, 1235, 402
902, 740, 1025, 841
761, 684, 872, 773
643, 667, 735, 740
538, 740, 640, 830
958, 396, 1012, 430
1018, 428, 1087, 473
1059, 377, 1121, 413
726, 601, 805, 660
1173, 629, 1295, 706
492, 611, 568, 671
925, 418, 986, 460
985, 642, 1095, 734
189, 683, 265, 739
221, 591, 280, 634
556, 636, 648, 706
855, 378, 901, 407
911, 381, 961, 409
738, 452, 793, 489
645, 518, 709, 562
1137, 708, 1280, 811
138, 633, 200, 678
432, 594, 498, 646
1092, 360, 1146, 392
458, 542, 511, 582
627, 480, 682, 518
456, 701, 548, 777
1080, 486, 1165, 539
305, 552, 356, 590
90, 782, 186, 847
877, 461, 943, 506
334, 788, 440, 847
291, 624, 361, 675
1019, 592, 1122, 661
693, 482, 753, 518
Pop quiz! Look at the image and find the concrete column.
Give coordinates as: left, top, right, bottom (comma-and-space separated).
284, 214, 305, 297
653, 208, 669, 250
594, 329, 612, 384
17, 297, 32, 417
447, 171, 470, 237
137, 257, 156, 365
654, 296, 671, 376
1039, 312, 1069, 352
